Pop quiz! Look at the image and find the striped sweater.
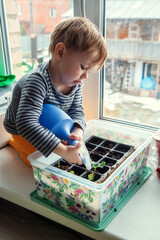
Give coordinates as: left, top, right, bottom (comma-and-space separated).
3, 61, 86, 157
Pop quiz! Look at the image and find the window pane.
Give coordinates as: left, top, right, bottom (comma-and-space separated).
103, 0, 160, 127
5, 0, 73, 79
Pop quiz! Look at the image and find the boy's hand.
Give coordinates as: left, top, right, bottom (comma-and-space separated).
53, 141, 83, 165
56, 124, 83, 164
69, 124, 83, 142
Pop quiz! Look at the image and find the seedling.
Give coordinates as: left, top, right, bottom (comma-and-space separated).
88, 161, 106, 181
58, 161, 60, 168
56, 161, 71, 170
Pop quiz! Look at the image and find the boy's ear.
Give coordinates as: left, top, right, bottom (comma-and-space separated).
54, 42, 66, 61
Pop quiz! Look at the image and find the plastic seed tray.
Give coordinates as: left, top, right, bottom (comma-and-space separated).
51, 135, 135, 184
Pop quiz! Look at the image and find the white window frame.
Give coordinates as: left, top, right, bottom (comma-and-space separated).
129, 23, 139, 40
74, 0, 105, 121
0, 0, 12, 74
50, 8, 56, 19
17, 4, 22, 16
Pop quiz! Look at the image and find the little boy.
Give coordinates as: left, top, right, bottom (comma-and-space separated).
3, 17, 107, 167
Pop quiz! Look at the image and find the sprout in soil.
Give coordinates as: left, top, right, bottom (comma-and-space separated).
58, 161, 60, 168
88, 161, 106, 181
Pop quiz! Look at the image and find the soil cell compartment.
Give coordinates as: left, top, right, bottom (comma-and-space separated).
90, 153, 102, 162
93, 146, 110, 156
86, 142, 96, 151
94, 166, 110, 174
114, 144, 132, 153
68, 166, 85, 176
101, 140, 117, 149
53, 160, 71, 170
107, 151, 124, 160
82, 171, 101, 182
101, 157, 117, 167
77, 163, 86, 169
87, 136, 104, 145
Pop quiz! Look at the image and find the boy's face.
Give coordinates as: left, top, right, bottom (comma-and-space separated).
57, 47, 97, 87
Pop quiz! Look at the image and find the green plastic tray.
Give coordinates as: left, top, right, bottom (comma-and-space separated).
30, 166, 152, 231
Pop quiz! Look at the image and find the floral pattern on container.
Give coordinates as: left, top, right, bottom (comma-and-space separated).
32, 166, 100, 222
101, 147, 148, 220
31, 142, 149, 224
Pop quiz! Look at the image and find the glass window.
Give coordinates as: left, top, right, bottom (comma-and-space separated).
0, 0, 73, 113
102, 0, 160, 128
4, 0, 73, 79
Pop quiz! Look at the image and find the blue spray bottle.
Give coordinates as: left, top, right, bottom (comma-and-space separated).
39, 104, 91, 170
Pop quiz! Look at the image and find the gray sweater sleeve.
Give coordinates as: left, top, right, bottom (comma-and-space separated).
15, 73, 61, 157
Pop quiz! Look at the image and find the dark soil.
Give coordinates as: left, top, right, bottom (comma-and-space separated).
107, 151, 124, 160
53, 160, 71, 170
68, 166, 85, 176
101, 157, 117, 167
90, 153, 102, 162
85, 142, 96, 151
93, 146, 110, 155
94, 166, 110, 174
101, 140, 117, 149
88, 136, 104, 145
114, 144, 132, 153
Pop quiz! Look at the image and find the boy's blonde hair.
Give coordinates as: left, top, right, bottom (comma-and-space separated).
49, 17, 107, 69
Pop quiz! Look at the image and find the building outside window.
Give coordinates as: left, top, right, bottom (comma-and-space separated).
103, 0, 160, 128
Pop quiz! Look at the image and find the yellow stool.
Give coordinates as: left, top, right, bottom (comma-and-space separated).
9, 135, 37, 167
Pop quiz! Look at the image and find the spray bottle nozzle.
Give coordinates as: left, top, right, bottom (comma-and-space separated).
69, 140, 91, 170
78, 141, 91, 170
